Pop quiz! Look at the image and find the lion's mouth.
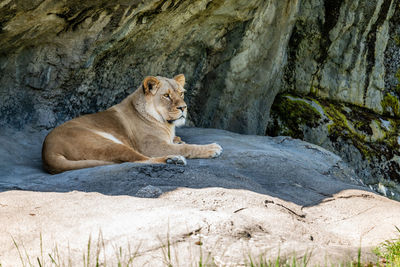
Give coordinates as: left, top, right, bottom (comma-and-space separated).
167, 115, 186, 124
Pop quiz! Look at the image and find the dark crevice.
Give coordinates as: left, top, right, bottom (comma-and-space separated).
0, 3, 17, 35
384, 1, 400, 92
170, 0, 185, 11
312, 0, 343, 96
103, 5, 126, 33
284, 21, 306, 92
318, 0, 344, 65
363, 0, 393, 105
136, 1, 165, 24
51, 7, 95, 32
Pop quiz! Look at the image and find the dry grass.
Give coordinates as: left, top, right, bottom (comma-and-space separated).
3, 228, 400, 267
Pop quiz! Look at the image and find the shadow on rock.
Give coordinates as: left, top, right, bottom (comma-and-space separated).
0, 127, 370, 207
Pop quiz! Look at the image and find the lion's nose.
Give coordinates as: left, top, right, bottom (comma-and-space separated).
177, 105, 187, 112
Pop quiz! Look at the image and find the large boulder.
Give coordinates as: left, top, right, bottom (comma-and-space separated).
1, 127, 400, 265
1, 0, 399, 197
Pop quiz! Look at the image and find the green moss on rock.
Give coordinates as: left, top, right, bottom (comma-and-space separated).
268, 95, 321, 139
319, 100, 400, 162
396, 69, 400, 93
381, 93, 400, 117
270, 93, 400, 162
395, 35, 400, 46
319, 100, 373, 159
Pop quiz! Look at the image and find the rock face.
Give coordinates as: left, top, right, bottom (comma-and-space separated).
0, 0, 299, 134
283, 0, 398, 112
0, 0, 398, 131
1, 127, 400, 265
269, 1, 400, 199
1, 1, 400, 195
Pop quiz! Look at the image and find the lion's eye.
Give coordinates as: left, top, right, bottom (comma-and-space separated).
163, 94, 171, 99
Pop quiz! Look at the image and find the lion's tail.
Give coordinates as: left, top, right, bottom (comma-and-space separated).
43, 153, 113, 174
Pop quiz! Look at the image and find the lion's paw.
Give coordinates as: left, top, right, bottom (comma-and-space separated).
166, 155, 187, 165
207, 143, 223, 158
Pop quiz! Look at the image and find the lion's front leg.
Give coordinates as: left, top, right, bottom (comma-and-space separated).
192, 143, 222, 158
156, 143, 223, 159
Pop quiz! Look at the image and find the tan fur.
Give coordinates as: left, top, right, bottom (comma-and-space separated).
42, 74, 222, 174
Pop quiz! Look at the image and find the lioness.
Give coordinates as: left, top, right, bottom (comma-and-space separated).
42, 74, 222, 174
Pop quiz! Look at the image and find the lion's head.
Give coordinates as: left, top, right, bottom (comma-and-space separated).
142, 74, 187, 127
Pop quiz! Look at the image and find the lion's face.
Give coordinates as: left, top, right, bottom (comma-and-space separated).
143, 74, 187, 127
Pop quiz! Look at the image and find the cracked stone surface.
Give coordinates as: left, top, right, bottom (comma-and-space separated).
1, 127, 400, 265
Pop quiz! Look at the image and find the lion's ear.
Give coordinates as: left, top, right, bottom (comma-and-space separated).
143, 76, 160, 95
173, 74, 185, 87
